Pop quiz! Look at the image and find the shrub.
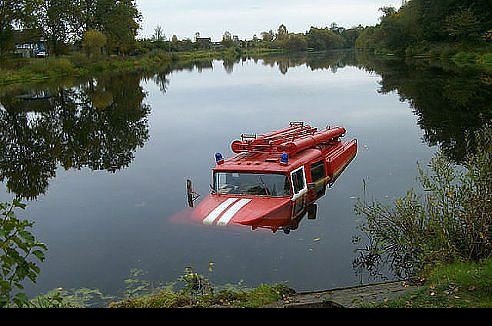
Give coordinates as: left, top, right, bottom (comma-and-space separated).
353, 125, 492, 279
452, 51, 479, 64
0, 200, 47, 307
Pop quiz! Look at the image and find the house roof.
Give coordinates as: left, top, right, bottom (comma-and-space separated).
13, 29, 44, 44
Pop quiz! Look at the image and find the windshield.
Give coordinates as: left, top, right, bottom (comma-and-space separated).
214, 172, 291, 197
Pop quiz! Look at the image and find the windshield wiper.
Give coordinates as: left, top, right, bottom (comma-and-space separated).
258, 176, 270, 196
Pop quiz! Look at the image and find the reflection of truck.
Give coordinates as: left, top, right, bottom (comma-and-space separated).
191, 122, 358, 233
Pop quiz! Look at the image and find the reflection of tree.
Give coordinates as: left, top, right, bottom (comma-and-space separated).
0, 73, 150, 199
356, 52, 492, 163
145, 60, 214, 94
223, 59, 235, 74
259, 51, 356, 74
0, 108, 57, 199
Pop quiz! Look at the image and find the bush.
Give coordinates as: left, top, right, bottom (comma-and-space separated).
479, 53, 492, 65
0, 200, 47, 307
353, 125, 492, 279
452, 51, 479, 64
26, 57, 75, 76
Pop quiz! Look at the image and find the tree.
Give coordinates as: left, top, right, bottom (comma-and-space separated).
82, 29, 106, 57
307, 27, 345, 50
0, 1, 24, 57
153, 25, 165, 42
92, 0, 141, 55
33, 0, 82, 55
379, 6, 396, 20
221, 31, 233, 47
261, 30, 274, 42
276, 24, 288, 41
283, 34, 308, 51
445, 8, 482, 42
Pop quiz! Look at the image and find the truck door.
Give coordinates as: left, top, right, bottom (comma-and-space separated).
290, 166, 307, 218
309, 160, 327, 200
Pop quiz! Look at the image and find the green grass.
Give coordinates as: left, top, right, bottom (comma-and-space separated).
108, 284, 294, 308
0, 47, 286, 86
368, 258, 492, 308
0, 52, 173, 85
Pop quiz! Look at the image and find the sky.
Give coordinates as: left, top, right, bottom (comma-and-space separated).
136, 0, 403, 41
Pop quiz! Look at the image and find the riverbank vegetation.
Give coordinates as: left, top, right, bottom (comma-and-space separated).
355, 1, 492, 68
21, 267, 294, 308
3, 1, 491, 85
0, 1, 367, 85
368, 258, 492, 308
0, 199, 47, 308
353, 124, 491, 281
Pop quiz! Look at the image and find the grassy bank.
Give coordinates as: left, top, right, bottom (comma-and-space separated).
109, 284, 294, 308
367, 258, 492, 308
368, 44, 492, 72
0, 47, 284, 86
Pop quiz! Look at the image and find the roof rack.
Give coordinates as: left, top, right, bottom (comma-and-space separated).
231, 123, 346, 156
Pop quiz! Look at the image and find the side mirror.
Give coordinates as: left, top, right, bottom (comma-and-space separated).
210, 184, 216, 194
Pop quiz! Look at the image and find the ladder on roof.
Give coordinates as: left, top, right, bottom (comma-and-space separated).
231, 122, 321, 154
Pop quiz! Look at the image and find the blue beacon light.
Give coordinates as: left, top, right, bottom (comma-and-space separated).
215, 152, 224, 165
280, 152, 289, 165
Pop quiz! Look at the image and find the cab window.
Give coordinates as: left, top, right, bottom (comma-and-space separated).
310, 161, 326, 182
291, 168, 305, 194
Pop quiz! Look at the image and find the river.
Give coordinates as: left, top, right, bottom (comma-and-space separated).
0, 51, 490, 299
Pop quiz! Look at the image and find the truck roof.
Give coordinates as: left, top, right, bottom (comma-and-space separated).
213, 148, 323, 174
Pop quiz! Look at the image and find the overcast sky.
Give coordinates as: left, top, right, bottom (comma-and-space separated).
136, 0, 402, 41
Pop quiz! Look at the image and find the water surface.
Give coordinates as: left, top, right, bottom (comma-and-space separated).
0, 51, 490, 297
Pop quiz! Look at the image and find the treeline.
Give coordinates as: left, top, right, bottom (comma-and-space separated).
0, 0, 141, 57
138, 23, 364, 54
253, 23, 363, 51
355, 0, 492, 56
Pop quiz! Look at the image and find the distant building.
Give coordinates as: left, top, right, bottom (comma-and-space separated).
195, 37, 212, 49
211, 41, 223, 49
13, 29, 47, 58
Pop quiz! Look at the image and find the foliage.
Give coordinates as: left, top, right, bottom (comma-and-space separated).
108, 265, 294, 308
445, 8, 482, 42
82, 29, 107, 58
177, 266, 213, 296
261, 30, 275, 42
221, 31, 234, 48
29, 287, 114, 308
110, 267, 294, 308
367, 258, 492, 308
306, 27, 345, 50
356, 1, 492, 56
4, 0, 141, 57
276, 24, 288, 41
353, 125, 492, 280
0, 199, 47, 307
280, 34, 308, 52
0, 1, 36, 57
124, 268, 152, 298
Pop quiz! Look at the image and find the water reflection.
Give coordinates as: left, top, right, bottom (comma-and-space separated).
0, 73, 150, 199
1, 52, 490, 202
0, 50, 490, 296
356, 53, 492, 164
